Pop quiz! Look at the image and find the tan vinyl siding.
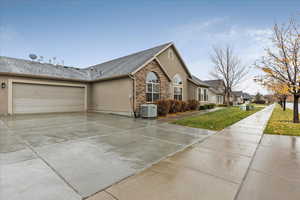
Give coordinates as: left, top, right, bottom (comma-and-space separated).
91, 77, 133, 116
157, 47, 189, 101
0, 76, 8, 115
188, 81, 198, 100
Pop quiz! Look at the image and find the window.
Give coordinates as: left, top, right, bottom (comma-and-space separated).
218, 95, 223, 104
200, 88, 208, 101
198, 88, 201, 101
203, 89, 208, 101
173, 74, 183, 100
146, 72, 160, 102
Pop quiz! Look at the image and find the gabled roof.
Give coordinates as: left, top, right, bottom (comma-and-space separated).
88, 42, 172, 80
203, 80, 224, 89
0, 42, 173, 81
232, 91, 243, 97
203, 79, 224, 94
190, 75, 210, 87
242, 92, 252, 99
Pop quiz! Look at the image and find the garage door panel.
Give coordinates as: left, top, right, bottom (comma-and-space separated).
12, 83, 85, 114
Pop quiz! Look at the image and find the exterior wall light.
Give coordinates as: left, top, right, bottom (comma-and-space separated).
1, 82, 6, 89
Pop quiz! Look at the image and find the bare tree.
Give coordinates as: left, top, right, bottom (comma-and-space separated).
210, 46, 248, 105
256, 17, 300, 123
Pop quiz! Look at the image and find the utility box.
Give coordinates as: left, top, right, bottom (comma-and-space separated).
140, 104, 157, 118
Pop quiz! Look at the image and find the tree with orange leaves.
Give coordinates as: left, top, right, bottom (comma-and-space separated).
255, 17, 300, 123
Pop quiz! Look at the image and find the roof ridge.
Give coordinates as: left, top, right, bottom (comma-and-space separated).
88, 42, 172, 68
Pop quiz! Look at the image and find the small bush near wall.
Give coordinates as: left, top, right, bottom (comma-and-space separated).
252, 100, 266, 104
188, 100, 200, 110
208, 103, 216, 109
155, 99, 198, 116
199, 105, 206, 110
181, 101, 189, 112
174, 100, 182, 113
199, 103, 216, 110
218, 104, 228, 107
156, 100, 171, 116
169, 99, 176, 113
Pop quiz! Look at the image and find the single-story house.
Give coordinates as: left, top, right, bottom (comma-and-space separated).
0, 42, 209, 116
190, 76, 210, 105
231, 91, 244, 105
203, 79, 225, 105
242, 92, 252, 103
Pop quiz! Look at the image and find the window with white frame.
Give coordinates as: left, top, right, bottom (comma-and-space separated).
201, 88, 208, 101
146, 72, 160, 102
204, 88, 208, 101
173, 74, 183, 100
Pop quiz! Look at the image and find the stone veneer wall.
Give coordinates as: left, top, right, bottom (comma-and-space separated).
134, 60, 171, 112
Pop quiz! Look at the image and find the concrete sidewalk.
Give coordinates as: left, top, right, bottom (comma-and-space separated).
88, 105, 285, 200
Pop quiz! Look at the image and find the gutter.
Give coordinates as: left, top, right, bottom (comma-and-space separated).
128, 74, 137, 118
0, 72, 130, 83
187, 78, 210, 88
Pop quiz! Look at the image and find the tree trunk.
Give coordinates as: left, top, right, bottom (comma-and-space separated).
283, 97, 286, 111
226, 92, 230, 106
279, 100, 282, 108
293, 95, 299, 123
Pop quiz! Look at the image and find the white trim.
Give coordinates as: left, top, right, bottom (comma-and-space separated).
131, 43, 173, 75
8, 79, 88, 114
153, 58, 172, 81
173, 74, 183, 100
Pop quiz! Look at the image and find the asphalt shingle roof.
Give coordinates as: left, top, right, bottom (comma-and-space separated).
191, 75, 210, 87
232, 91, 243, 97
0, 56, 90, 80
0, 43, 171, 81
203, 79, 224, 94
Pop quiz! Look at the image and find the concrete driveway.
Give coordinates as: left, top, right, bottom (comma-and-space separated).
0, 112, 214, 200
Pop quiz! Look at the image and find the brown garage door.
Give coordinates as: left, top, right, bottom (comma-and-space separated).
12, 83, 85, 114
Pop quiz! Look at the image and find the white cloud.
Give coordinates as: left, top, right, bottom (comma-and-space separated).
170, 18, 273, 95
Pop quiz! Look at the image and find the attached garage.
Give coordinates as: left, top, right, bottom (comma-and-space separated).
9, 81, 87, 114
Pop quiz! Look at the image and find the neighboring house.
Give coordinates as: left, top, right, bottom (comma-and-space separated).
190, 76, 210, 105
0, 42, 208, 117
203, 79, 225, 105
231, 91, 244, 105
242, 92, 252, 103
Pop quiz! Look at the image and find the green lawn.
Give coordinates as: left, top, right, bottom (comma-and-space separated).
264, 104, 300, 136
250, 103, 267, 108
173, 106, 263, 131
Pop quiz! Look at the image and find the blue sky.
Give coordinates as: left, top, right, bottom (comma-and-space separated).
1, 0, 299, 94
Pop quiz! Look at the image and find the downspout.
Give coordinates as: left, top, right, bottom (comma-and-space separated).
129, 74, 137, 118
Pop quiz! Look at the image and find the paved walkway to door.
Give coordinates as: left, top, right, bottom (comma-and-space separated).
88, 105, 299, 200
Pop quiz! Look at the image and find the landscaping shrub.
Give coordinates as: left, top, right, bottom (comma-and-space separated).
218, 104, 228, 107
155, 99, 171, 116
253, 100, 266, 104
199, 105, 206, 110
181, 101, 189, 112
207, 103, 216, 109
168, 99, 176, 113
174, 100, 182, 113
188, 100, 199, 110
